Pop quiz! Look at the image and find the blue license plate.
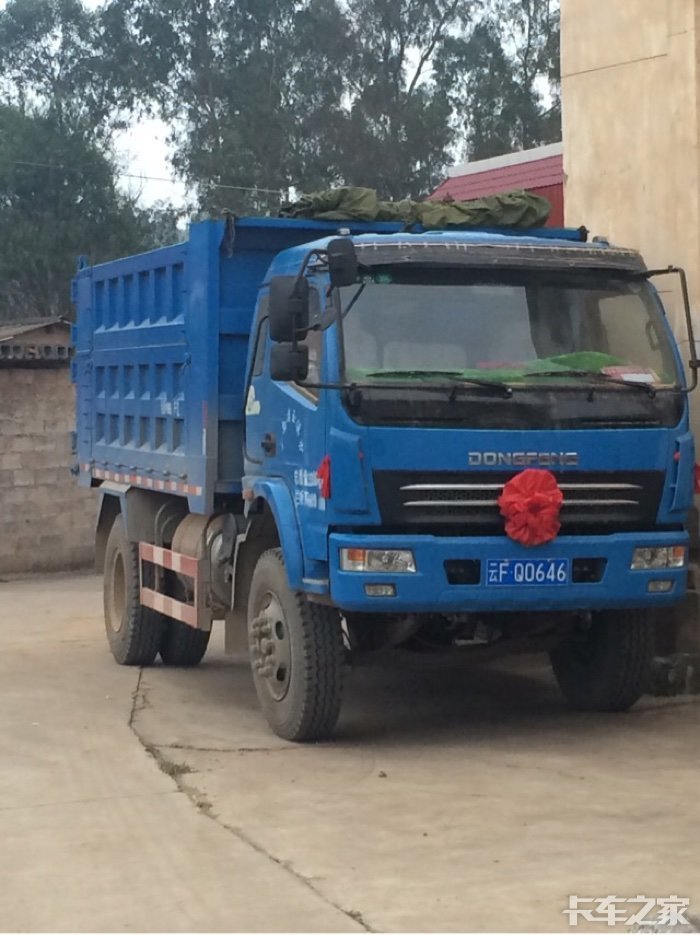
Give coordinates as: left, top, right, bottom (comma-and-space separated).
486, 558, 570, 587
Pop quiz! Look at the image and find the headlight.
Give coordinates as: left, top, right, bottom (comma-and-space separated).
340, 548, 417, 573
631, 547, 686, 570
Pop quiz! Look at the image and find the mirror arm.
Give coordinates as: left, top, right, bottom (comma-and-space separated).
292, 249, 324, 293
288, 248, 326, 348
643, 265, 699, 392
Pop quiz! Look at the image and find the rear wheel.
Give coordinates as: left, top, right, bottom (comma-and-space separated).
550, 610, 653, 712
103, 518, 164, 666
248, 549, 344, 742
159, 621, 210, 667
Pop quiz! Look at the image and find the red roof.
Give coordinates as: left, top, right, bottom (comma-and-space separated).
431, 145, 564, 202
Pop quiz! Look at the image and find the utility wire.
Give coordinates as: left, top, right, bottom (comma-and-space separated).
10, 160, 284, 196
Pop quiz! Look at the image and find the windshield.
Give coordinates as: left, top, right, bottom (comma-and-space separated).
340, 268, 680, 389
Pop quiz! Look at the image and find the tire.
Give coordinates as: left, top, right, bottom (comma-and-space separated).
159, 621, 210, 667
103, 518, 165, 666
550, 610, 653, 712
248, 548, 344, 742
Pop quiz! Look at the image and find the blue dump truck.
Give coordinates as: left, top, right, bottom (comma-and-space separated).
73, 215, 698, 741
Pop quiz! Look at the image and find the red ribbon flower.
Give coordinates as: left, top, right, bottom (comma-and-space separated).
497, 469, 564, 547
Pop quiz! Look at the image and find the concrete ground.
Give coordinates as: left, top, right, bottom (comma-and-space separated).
1, 573, 699, 933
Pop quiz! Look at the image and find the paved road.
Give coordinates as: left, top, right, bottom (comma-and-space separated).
1, 573, 699, 932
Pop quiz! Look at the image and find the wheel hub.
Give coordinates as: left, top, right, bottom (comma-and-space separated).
250, 594, 291, 701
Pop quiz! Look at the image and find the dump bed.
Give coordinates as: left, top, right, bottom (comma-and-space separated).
73, 217, 585, 514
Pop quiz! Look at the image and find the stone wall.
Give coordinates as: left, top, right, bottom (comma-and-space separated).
0, 367, 96, 574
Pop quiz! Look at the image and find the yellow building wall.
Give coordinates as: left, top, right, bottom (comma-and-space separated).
561, 0, 700, 392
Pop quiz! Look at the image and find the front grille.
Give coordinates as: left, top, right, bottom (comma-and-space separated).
373, 470, 666, 535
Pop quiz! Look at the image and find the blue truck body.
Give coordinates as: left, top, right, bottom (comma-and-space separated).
73, 216, 696, 740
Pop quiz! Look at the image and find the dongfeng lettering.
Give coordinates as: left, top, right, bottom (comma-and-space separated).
468, 451, 580, 468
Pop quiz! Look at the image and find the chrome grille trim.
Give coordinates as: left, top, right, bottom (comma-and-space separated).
400, 482, 643, 493
404, 498, 640, 509
563, 498, 639, 507
375, 470, 665, 534
560, 483, 642, 491
401, 480, 644, 510
404, 499, 499, 508
401, 483, 502, 491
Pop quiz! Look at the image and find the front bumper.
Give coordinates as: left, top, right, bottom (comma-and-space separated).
329, 531, 689, 613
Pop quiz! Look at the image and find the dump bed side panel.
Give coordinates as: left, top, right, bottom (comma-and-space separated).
74, 235, 211, 510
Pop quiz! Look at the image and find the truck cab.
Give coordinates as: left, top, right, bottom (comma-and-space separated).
246, 230, 692, 604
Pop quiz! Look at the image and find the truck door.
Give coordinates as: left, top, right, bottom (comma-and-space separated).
245, 281, 330, 557
247, 280, 327, 472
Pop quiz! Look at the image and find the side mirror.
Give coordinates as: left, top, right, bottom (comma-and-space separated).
327, 238, 358, 288
269, 275, 310, 343
270, 343, 309, 382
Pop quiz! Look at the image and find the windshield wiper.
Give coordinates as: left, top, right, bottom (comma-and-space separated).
520, 369, 658, 398
365, 369, 462, 378
363, 370, 513, 398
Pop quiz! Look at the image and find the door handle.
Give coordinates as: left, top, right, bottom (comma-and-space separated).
261, 433, 276, 456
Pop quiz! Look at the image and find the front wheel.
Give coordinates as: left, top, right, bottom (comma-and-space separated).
550, 610, 653, 712
248, 549, 344, 742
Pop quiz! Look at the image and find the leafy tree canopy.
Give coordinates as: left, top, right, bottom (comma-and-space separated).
0, 105, 178, 320
0, 0, 136, 133
100, 0, 561, 209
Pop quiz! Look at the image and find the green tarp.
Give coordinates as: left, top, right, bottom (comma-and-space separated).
279, 186, 551, 229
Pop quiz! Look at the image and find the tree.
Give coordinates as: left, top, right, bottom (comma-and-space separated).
108, 0, 483, 204
107, 0, 560, 206
108, 0, 356, 213
334, 0, 475, 199
0, 0, 133, 134
485, 0, 560, 151
0, 106, 164, 321
436, 0, 560, 161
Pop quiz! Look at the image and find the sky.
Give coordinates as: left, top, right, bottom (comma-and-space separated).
112, 117, 189, 209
